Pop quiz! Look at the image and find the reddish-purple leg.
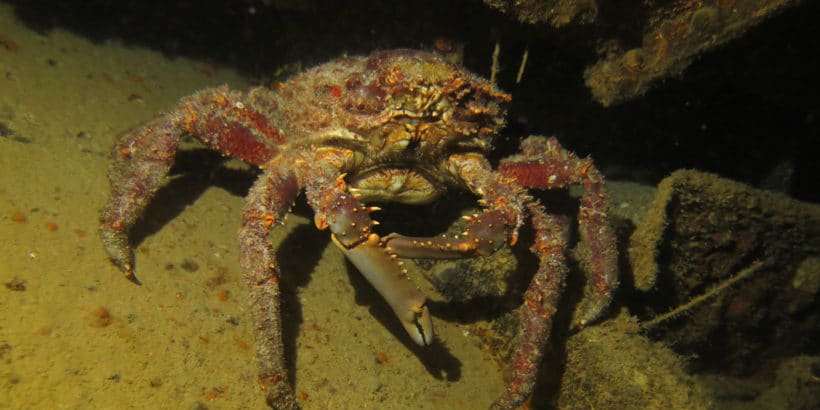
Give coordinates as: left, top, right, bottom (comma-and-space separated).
499, 136, 618, 328
99, 86, 298, 406
99, 86, 282, 283
99, 113, 181, 283
492, 202, 569, 409
381, 142, 616, 409
379, 152, 563, 409
237, 159, 301, 409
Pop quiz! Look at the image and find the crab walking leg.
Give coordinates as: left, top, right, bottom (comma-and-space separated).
237, 160, 301, 410
498, 135, 618, 328
99, 86, 282, 283
306, 173, 434, 346
99, 114, 181, 283
492, 202, 569, 410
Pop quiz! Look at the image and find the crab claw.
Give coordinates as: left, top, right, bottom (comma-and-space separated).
332, 233, 434, 346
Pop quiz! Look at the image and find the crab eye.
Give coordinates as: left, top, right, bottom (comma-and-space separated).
346, 82, 386, 113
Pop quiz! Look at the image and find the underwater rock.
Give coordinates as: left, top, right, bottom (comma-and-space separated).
629, 169, 820, 376
425, 172, 817, 405
700, 355, 820, 410
482, 0, 598, 27
557, 314, 713, 409
584, 0, 802, 106
425, 244, 519, 302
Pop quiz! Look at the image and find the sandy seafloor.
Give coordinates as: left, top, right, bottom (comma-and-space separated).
0, 3, 662, 409
0, 4, 509, 408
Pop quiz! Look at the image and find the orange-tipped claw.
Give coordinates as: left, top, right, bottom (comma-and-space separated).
122, 264, 142, 285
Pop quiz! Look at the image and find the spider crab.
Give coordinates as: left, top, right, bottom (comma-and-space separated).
99, 49, 617, 409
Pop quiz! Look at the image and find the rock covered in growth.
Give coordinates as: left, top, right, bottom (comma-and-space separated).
629, 169, 820, 376
585, 0, 802, 106
483, 0, 598, 27
558, 314, 713, 410
700, 355, 820, 409
584, 0, 799, 106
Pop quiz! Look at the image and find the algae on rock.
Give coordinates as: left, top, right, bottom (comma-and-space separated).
629, 170, 820, 375
558, 314, 713, 410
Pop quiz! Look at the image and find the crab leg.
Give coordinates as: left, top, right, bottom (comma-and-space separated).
306, 172, 434, 346
99, 86, 282, 283
416, 151, 574, 409
99, 86, 301, 407
98, 113, 183, 284
494, 202, 569, 409
379, 152, 530, 261
498, 135, 618, 328
381, 209, 510, 259
238, 159, 301, 410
